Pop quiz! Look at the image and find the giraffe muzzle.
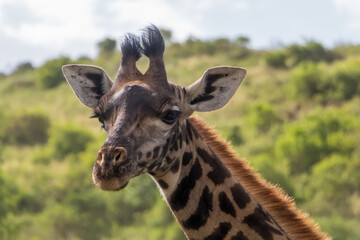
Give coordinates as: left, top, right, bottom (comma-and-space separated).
96, 147, 128, 169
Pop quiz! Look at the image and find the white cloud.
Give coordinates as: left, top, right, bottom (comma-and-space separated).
99, 0, 249, 41
333, 0, 360, 30
101, 0, 208, 40
0, 0, 103, 47
0, 0, 249, 73
0, 0, 249, 46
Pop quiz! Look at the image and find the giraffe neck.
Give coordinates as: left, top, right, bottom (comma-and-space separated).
152, 119, 289, 240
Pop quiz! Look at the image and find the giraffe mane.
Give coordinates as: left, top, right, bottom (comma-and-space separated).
189, 116, 331, 240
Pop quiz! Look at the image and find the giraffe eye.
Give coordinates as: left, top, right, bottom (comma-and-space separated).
98, 117, 105, 129
161, 110, 181, 125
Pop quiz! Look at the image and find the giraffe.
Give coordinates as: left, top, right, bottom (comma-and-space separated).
62, 25, 330, 240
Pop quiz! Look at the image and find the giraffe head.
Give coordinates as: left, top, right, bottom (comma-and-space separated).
63, 25, 246, 191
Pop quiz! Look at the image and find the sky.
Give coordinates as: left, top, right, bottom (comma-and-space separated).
0, 0, 360, 74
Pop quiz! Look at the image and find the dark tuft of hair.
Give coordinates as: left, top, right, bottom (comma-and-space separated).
121, 33, 142, 61
141, 25, 165, 57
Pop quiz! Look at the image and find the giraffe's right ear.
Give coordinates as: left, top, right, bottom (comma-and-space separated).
62, 65, 113, 108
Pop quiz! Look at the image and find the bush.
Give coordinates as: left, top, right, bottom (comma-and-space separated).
1, 111, 50, 146
36, 57, 71, 89
290, 59, 360, 102
290, 62, 323, 99
12, 62, 34, 75
331, 61, 360, 100
143, 199, 183, 240
227, 125, 243, 146
317, 216, 360, 240
287, 41, 338, 65
249, 102, 277, 133
265, 50, 287, 68
275, 109, 359, 174
48, 124, 93, 158
184, 37, 216, 56
306, 154, 360, 213
61, 192, 112, 240
0, 171, 19, 239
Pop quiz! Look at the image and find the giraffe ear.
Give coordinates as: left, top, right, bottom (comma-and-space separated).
185, 66, 246, 112
62, 64, 113, 108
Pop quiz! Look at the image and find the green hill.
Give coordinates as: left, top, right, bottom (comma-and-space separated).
1, 37, 360, 240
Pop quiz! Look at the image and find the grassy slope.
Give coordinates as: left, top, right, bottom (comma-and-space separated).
1, 46, 360, 240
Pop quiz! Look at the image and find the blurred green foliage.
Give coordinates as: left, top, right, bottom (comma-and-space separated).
36, 56, 71, 89
276, 109, 359, 174
264, 40, 341, 69
0, 36, 359, 240
48, 123, 94, 159
289, 59, 360, 103
265, 50, 287, 68
249, 102, 277, 133
331, 60, 360, 100
287, 40, 339, 65
97, 38, 117, 55
12, 62, 34, 75
290, 62, 323, 99
0, 171, 19, 239
1, 111, 50, 146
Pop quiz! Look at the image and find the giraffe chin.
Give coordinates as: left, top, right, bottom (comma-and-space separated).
92, 176, 129, 191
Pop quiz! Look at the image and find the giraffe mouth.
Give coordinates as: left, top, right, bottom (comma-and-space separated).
92, 176, 129, 191
91, 156, 139, 191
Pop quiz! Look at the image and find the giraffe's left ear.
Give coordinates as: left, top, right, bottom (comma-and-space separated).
185, 66, 246, 112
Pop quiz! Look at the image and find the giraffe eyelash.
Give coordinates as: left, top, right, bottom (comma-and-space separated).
90, 113, 106, 130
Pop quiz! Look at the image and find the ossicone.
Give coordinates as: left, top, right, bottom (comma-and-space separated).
115, 24, 169, 89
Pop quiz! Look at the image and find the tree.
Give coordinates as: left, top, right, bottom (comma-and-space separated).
160, 28, 173, 45
286, 40, 339, 66
235, 36, 250, 48
12, 62, 34, 74
97, 38, 117, 55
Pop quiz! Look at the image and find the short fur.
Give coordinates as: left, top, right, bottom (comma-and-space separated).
189, 116, 331, 240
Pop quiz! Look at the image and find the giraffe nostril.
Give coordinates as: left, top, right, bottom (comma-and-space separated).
114, 147, 127, 164
96, 147, 127, 167
96, 150, 103, 166
115, 153, 121, 162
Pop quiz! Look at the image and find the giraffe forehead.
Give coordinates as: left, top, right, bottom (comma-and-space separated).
105, 83, 177, 121
111, 84, 160, 107
112, 83, 149, 101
